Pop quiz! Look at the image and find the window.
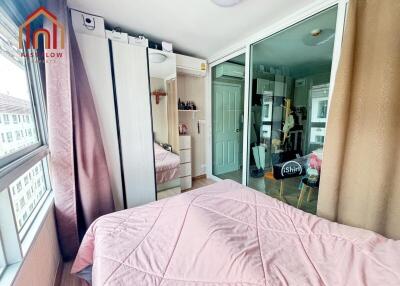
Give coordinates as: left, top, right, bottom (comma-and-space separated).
6, 132, 12, 143
3, 115, 9, 125
317, 100, 328, 119
12, 115, 17, 124
0, 30, 40, 159
0, 237, 6, 277
0, 11, 50, 280
6, 159, 50, 235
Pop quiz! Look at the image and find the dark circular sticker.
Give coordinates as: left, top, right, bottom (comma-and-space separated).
280, 161, 303, 177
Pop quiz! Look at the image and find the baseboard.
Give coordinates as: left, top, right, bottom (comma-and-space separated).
53, 258, 63, 286
192, 174, 207, 181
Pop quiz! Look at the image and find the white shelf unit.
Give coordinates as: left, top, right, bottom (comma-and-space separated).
179, 135, 192, 190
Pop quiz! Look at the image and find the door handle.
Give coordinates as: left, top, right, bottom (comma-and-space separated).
236, 129, 240, 132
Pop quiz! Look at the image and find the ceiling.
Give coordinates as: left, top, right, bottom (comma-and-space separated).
67, 0, 319, 59
252, 6, 337, 77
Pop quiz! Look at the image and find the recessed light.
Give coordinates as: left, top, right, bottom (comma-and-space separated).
211, 0, 241, 7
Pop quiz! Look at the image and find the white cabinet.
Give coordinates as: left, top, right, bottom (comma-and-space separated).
179, 163, 192, 177
180, 149, 191, 164
256, 78, 271, 95
179, 135, 192, 190
179, 135, 191, 149
180, 176, 192, 191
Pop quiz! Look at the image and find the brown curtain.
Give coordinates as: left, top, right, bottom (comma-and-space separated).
166, 78, 180, 153
317, 0, 400, 239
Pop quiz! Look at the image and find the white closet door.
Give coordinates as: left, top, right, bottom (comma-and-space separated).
74, 34, 124, 211
111, 41, 156, 208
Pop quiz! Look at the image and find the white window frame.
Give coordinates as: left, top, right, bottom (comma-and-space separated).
0, 237, 6, 277
0, 11, 52, 284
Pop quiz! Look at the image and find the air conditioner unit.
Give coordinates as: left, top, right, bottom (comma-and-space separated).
215, 62, 244, 79
176, 54, 207, 77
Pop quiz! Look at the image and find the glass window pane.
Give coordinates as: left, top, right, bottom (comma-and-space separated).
9, 160, 49, 232
0, 237, 5, 277
0, 24, 39, 159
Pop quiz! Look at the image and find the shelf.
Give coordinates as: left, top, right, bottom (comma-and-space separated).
178, 109, 200, 112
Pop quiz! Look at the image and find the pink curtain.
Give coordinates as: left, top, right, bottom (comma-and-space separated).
45, 0, 114, 260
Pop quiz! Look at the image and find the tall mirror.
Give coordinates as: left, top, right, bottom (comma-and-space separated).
148, 49, 181, 199
246, 6, 338, 214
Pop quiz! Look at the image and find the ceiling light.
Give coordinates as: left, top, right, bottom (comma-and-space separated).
310, 29, 322, 37
211, 0, 241, 7
149, 52, 167, 63
303, 28, 335, 46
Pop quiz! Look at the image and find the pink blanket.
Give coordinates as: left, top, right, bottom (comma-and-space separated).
72, 180, 400, 285
154, 144, 180, 184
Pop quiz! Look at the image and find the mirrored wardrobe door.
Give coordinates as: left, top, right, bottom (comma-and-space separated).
246, 6, 338, 214
148, 49, 181, 199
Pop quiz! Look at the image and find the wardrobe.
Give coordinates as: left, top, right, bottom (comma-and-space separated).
72, 10, 206, 209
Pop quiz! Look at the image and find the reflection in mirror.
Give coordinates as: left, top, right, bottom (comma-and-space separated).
247, 6, 338, 214
148, 49, 181, 199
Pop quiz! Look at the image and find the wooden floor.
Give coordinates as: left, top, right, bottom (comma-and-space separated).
59, 177, 215, 286
58, 262, 80, 286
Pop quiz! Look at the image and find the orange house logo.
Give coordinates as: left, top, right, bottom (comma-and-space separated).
19, 7, 65, 50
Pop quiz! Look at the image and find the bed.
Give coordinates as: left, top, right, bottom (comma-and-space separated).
154, 143, 180, 185
72, 180, 400, 285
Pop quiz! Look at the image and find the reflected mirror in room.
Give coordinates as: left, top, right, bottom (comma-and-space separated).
247, 6, 338, 214
148, 49, 181, 199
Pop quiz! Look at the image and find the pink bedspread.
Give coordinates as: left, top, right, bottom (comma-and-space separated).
154, 144, 180, 184
72, 180, 400, 285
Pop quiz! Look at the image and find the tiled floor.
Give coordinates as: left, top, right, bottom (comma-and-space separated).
217, 169, 242, 184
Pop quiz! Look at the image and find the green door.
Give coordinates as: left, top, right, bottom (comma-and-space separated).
212, 82, 243, 175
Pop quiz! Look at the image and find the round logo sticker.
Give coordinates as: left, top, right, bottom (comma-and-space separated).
280, 161, 303, 177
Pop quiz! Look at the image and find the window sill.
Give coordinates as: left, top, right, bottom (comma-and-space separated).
0, 263, 20, 286
0, 190, 54, 285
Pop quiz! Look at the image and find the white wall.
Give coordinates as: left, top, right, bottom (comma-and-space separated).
177, 74, 206, 177
150, 77, 168, 143
13, 207, 61, 286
